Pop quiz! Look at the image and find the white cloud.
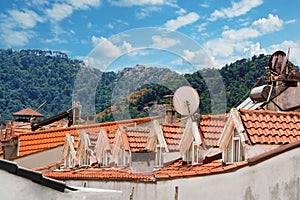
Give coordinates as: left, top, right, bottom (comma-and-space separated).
222, 27, 260, 41
175, 8, 187, 15
91, 36, 121, 57
67, 0, 100, 9
8, 9, 44, 29
135, 6, 161, 19
151, 35, 180, 48
0, 8, 44, 47
109, 0, 167, 7
182, 49, 213, 68
122, 41, 133, 53
164, 12, 200, 31
203, 13, 285, 66
209, 0, 263, 21
244, 42, 266, 56
43, 37, 67, 44
87, 22, 92, 29
107, 23, 114, 29
252, 14, 283, 33
267, 40, 300, 66
0, 29, 34, 46
285, 19, 297, 24
197, 22, 208, 32
200, 3, 209, 8
45, 3, 73, 22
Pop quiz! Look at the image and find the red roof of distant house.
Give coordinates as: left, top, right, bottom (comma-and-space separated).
12, 108, 44, 117
239, 109, 300, 145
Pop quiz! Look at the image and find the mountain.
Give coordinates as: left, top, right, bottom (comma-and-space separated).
1, 48, 295, 123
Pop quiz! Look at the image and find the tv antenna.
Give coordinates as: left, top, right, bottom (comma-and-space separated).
173, 86, 200, 117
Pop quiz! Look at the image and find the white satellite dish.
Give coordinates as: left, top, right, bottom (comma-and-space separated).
173, 86, 200, 116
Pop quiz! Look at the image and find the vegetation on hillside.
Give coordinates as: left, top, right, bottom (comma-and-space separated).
1, 48, 295, 123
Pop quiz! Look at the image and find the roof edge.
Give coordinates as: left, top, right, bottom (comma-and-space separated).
248, 140, 300, 166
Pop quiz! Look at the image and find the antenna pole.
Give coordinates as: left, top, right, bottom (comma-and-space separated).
35, 101, 47, 112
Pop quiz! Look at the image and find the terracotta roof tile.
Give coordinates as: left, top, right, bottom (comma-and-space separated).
162, 123, 185, 151
124, 127, 150, 152
17, 117, 153, 157
200, 114, 228, 147
240, 109, 300, 145
44, 140, 300, 182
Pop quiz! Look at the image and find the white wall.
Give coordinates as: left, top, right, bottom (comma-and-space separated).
14, 146, 63, 169
65, 146, 300, 200
0, 169, 121, 200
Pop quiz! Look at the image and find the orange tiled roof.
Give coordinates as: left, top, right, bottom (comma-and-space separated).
44, 166, 154, 181
44, 133, 300, 182
44, 159, 247, 181
240, 109, 300, 145
17, 117, 153, 157
125, 127, 150, 152
162, 114, 227, 150
162, 123, 185, 151
200, 114, 228, 147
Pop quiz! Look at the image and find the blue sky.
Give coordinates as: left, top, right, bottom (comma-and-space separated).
0, 0, 299, 73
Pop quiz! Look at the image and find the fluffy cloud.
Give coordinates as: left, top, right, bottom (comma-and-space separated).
135, 6, 162, 19
267, 40, 300, 66
151, 35, 180, 48
0, 8, 44, 47
164, 12, 200, 31
209, 0, 263, 21
8, 9, 44, 29
222, 27, 260, 41
109, 0, 167, 7
252, 14, 283, 33
0, 29, 34, 46
203, 14, 286, 66
45, 3, 73, 22
91, 36, 121, 57
182, 49, 213, 68
67, 0, 100, 9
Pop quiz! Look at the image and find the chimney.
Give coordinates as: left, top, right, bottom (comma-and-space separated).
130, 151, 156, 174
5, 120, 12, 139
164, 95, 177, 123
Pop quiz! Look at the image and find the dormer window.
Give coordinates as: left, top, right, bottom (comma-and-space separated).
100, 149, 110, 167
224, 129, 244, 163
65, 153, 73, 168
155, 145, 164, 166
80, 150, 90, 166
118, 146, 128, 166
185, 142, 199, 165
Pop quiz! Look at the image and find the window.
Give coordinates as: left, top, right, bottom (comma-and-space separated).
118, 146, 128, 166
224, 130, 244, 163
193, 142, 198, 164
155, 145, 164, 166
80, 150, 90, 166
184, 142, 199, 165
100, 149, 109, 167
65, 153, 73, 168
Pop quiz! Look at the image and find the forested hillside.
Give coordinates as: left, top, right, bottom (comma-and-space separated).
0, 48, 290, 122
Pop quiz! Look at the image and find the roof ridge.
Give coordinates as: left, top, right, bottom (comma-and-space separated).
239, 108, 300, 116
